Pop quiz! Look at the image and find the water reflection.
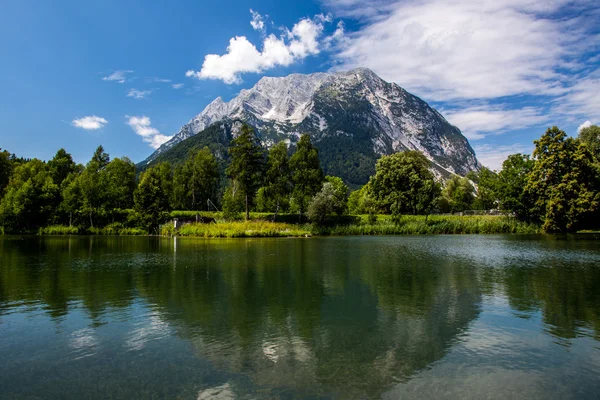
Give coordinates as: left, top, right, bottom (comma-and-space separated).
0, 235, 600, 399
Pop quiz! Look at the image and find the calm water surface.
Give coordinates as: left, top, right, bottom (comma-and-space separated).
1, 235, 600, 399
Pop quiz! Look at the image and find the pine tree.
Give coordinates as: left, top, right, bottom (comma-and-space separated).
290, 134, 323, 221
225, 125, 265, 221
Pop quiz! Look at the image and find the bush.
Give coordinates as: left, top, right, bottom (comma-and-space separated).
38, 225, 79, 235
222, 186, 244, 221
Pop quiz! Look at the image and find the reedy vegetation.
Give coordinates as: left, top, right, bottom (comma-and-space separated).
1, 124, 599, 235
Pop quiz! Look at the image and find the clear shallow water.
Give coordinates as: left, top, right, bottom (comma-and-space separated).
1, 235, 600, 399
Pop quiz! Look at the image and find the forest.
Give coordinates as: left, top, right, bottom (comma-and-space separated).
0, 124, 599, 235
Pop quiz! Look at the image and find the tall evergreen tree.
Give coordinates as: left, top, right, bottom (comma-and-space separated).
173, 147, 219, 214
48, 148, 77, 187
290, 134, 323, 220
263, 142, 292, 220
225, 125, 265, 220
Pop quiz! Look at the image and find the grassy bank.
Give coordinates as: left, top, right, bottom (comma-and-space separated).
38, 224, 147, 236
28, 215, 540, 238
162, 215, 540, 237
164, 221, 311, 238
316, 215, 540, 235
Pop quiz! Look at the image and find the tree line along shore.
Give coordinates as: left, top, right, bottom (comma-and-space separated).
1, 124, 599, 237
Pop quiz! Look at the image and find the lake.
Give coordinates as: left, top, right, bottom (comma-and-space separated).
1, 235, 600, 399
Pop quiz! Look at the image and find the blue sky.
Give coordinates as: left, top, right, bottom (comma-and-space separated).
0, 0, 598, 170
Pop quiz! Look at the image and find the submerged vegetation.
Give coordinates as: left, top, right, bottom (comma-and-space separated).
1, 124, 599, 236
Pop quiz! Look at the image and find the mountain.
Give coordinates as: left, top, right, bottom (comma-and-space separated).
140, 68, 480, 186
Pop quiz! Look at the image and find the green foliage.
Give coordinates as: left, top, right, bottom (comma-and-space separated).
48, 148, 78, 186
497, 154, 535, 220
442, 175, 475, 213
290, 134, 324, 220
579, 125, 600, 160
133, 163, 173, 233
221, 184, 245, 221
307, 181, 347, 225
0, 159, 59, 232
369, 151, 440, 219
104, 157, 137, 210
319, 215, 539, 235
226, 124, 265, 220
175, 221, 310, 238
260, 142, 292, 217
471, 167, 499, 210
38, 225, 79, 235
173, 147, 220, 211
524, 126, 600, 231
0, 149, 14, 196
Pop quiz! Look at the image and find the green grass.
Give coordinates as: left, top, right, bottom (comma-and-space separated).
315, 215, 540, 235
38, 224, 147, 236
171, 221, 311, 238
38, 225, 80, 235
32, 215, 540, 238
88, 223, 147, 236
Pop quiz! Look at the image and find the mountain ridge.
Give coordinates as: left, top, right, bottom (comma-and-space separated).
141, 68, 480, 186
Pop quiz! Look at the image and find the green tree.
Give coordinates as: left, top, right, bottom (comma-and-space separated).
262, 142, 292, 220
173, 148, 220, 214
0, 159, 59, 231
290, 134, 323, 221
307, 183, 339, 225
60, 172, 83, 227
541, 142, 600, 232
0, 149, 13, 196
324, 176, 349, 216
79, 146, 110, 228
579, 125, 600, 161
226, 125, 265, 220
524, 127, 575, 224
105, 157, 137, 210
442, 175, 475, 213
369, 151, 440, 219
48, 148, 77, 186
470, 167, 499, 210
347, 183, 377, 218
133, 163, 173, 233
497, 154, 535, 220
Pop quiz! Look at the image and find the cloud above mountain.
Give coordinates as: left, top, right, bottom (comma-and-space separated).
186, 12, 343, 84
323, 0, 600, 149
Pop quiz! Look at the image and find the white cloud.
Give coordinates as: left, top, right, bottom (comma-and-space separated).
329, 0, 594, 102
473, 143, 531, 171
171, 83, 184, 89
102, 70, 134, 83
151, 77, 171, 83
72, 116, 108, 130
444, 105, 548, 140
126, 115, 172, 149
187, 14, 342, 84
553, 71, 600, 123
578, 120, 593, 133
127, 89, 152, 99
250, 9, 265, 32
